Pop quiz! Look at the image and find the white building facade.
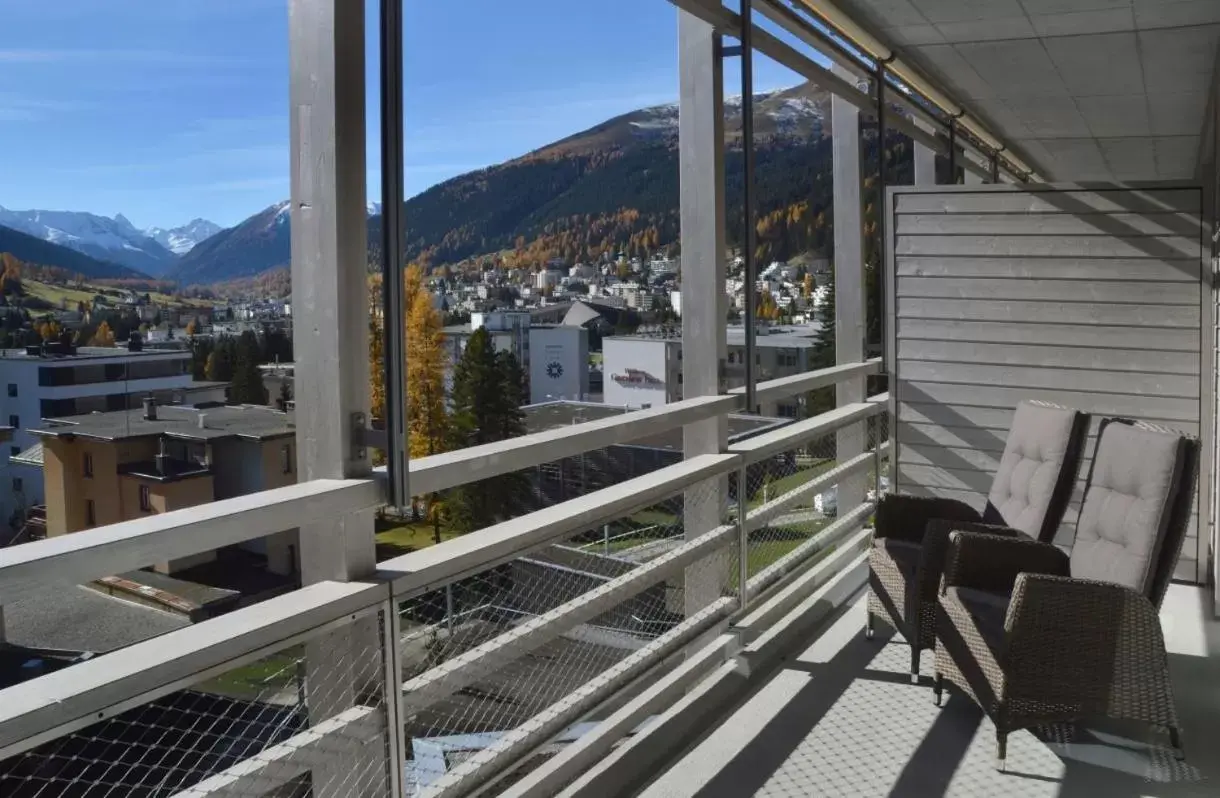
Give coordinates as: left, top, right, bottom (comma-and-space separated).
602, 336, 681, 409
0, 345, 206, 527
527, 326, 589, 404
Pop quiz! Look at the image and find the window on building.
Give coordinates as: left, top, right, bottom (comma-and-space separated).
8, 415, 17, 429
86, 499, 96, 527
83, 452, 94, 478
281, 444, 294, 474
6, 384, 15, 398
11, 477, 21, 493
139, 485, 151, 512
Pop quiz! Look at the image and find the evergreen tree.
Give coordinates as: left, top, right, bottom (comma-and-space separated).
229, 331, 269, 404
448, 328, 529, 533
206, 335, 237, 382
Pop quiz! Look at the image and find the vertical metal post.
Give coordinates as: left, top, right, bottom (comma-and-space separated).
737, 464, 750, 610
873, 415, 882, 499
947, 117, 957, 183
740, 0, 758, 414
874, 62, 887, 367
381, 600, 407, 798
990, 152, 1000, 183
379, 0, 409, 510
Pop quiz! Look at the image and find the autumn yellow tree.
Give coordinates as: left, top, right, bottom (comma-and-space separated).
185, 320, 197, 336
89, 321, 116, 347
407, 284, 449, 542
802, 274, 814, 300
37, 321, 61, 341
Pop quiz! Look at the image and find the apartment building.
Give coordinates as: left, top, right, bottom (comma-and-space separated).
31, 400, 297, 575
603, 323, 821, 416
0, 343, 224, 526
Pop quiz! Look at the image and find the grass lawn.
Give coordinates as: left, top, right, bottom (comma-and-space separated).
200, 649, 302, 699
628, 508, 680, 530
749, 458, 837, 509
375, 520, 462, 559
23, 279, 214, 312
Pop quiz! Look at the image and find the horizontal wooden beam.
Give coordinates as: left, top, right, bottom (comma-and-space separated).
745, 450, 874, 533
746, 500, 875, 600
400, 522, 737, 717
0, 580, 387, 759
734, 359, 882, 405
169, 705, 383, 798
402, 394, 738, 496
0, 479, 381, 606
379, 453, 740, 599
423, 597, 737, 797
728, 400, 885, 464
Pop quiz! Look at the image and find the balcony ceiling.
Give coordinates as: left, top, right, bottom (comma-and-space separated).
830, 0, 1220, 181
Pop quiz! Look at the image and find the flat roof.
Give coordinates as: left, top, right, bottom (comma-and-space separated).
3, 583, 190, 654
32, 404, 295, 444
0, 346, 189, 363
609, 325, 823, 350
523, 400, 790, 451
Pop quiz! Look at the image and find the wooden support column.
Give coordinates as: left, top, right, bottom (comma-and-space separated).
831, 65, 867, 515
678, 8, 729, 617
289, 2, 386, 794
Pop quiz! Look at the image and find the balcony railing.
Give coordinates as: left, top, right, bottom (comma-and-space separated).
0, 359, 885, 798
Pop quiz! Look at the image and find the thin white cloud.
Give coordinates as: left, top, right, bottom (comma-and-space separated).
0, 49, 256, 68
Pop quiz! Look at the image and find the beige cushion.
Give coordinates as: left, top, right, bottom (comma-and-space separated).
1071, 422, 1182, 594
985, 401, 1083, 537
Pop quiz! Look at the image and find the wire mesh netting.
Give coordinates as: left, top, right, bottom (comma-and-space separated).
0, 609, 395, 798
394, 478, 732, 796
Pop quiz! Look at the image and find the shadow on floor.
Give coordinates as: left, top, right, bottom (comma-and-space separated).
674, 600, 1214, 798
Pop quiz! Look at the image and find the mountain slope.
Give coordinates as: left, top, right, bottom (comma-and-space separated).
145, 218, 222, 255
0, 207, 175, 275
0, 223, 147, 279
171, 82, 880, 284
168, 202, 291, 284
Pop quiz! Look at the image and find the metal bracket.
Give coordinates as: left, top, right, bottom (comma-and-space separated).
351, 412, 387, 461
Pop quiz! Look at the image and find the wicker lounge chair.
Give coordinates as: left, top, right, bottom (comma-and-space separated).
868, 400, 1089, 681
933, 418, 1200, 769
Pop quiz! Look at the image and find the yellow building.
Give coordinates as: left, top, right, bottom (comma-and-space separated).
32, 398, 298, 575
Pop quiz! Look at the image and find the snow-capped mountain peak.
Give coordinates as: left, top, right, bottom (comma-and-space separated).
0, 206, 180, 275
144, 218, 223, 256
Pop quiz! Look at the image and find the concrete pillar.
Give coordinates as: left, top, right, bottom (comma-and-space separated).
289, 1, 386, 794
678, 8, 728, 615
832, 65, 867, 513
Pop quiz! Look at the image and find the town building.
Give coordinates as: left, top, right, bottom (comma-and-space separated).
0, 343, 224, 527
31, 401, 297, 576
603, 323, 824, 416
527, 326, 589, 404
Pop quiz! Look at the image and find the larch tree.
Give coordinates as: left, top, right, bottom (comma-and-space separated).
89, 320, 116, 347
406, 285, 449, 542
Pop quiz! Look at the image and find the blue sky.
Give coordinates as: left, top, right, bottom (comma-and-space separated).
0, 0, 801, 230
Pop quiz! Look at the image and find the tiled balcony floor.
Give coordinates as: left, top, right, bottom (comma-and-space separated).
641, 585, 1220, 798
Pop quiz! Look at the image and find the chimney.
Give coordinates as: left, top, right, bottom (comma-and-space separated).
198, 413, 208, 430
142, 395, 157, 421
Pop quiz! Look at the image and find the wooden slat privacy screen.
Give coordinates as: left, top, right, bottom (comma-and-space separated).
885, 183, 1211, 584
